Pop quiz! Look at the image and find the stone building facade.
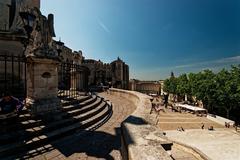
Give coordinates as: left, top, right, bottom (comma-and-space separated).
129, 79, 163, 95
82, 59, 111, 86
82, 57, 129, 89
110, 57, 129, 89
54, 40, 129, 90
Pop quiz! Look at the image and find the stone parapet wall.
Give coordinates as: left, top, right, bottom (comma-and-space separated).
109, 88, 173, 160
207, 115, 234, 126
171, 141, 209, 160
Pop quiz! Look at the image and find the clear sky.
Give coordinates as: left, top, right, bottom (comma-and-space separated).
41, 0, 240, 80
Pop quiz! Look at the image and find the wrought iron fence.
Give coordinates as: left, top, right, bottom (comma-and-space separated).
58, 62, 89, 99
0, 54, 27, 99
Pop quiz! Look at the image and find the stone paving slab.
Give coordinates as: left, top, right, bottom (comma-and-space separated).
166, 129, 240, 160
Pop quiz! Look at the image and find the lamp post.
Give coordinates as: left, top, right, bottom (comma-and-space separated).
55, 40, 64, 56
18, 11, 36, 103
19, 11, 36, 39
19, 11, 36, 55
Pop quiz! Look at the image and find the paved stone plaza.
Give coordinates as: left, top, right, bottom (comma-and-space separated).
156, 108, 240, 160
16, 93, 201, 160
17, 92, 136, 160
166, 129, 240, 160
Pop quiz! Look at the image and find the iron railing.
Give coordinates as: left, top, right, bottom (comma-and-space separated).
0, 54, 27, 99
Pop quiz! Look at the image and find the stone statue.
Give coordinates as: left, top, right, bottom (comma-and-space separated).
24, 7, 57, 58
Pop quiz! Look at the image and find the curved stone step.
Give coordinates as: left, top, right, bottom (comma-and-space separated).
82, 101, 113, 131
0, 98, 104, 145
61, 95, 92, 106
0, 102, 112, 158
0, 96, 94, 134
62, 95, 98, 112
64, 97, 102, 117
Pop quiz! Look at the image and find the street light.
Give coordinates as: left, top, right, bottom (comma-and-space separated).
55, 40, 64, 56
19, 11, 36, 39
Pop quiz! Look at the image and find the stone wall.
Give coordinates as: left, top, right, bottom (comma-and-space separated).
129, 79, 162, 95
0, 39, 23, 56
109, 88, 173, 160
0, 0, 10, 31
0, 0, 40, 32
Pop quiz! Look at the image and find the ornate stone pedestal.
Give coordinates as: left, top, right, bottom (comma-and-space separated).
26, 57, 61, 115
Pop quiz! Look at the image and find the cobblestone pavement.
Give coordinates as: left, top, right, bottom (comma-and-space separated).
24, 92, 136, 160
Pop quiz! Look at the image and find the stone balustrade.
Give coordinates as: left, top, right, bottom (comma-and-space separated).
109, 88, 173, 160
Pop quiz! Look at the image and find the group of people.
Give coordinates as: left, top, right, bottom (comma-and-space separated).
201, 123, 214, 131
177, 126, 185, 132
225, 122, 231, 128
224, 121, 240, 131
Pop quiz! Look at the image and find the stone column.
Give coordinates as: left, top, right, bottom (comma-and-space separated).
26, 57, 61, 115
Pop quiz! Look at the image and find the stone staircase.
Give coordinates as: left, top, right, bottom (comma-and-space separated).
0, 94, 112, 158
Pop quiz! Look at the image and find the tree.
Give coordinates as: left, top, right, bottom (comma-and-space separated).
163, 79, 171, 93
163, 76, 177, 94
176, 73, 190, 98
215, 66, 240, 118
163, 65, 240, 121
188, 70, 216, 112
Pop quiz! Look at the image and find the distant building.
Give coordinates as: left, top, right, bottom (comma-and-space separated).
110, 57, 129, 89
129, 79, 163, 95
56, 41, 129, 90
82, 59, 111, 86
82, 57, 129, 89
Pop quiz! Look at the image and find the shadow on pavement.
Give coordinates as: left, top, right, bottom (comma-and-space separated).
53, 128, 121, 160
124, 115, 148, 125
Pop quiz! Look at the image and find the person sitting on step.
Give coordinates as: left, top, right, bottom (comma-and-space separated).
208, 126, 214, 131
0, 92, 23, 120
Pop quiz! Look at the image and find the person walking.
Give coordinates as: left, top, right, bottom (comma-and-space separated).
163, 94, 169, 108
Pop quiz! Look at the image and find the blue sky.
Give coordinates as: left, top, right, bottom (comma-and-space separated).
41, 0, 240, 80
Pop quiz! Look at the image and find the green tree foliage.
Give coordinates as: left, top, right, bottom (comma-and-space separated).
214, 66, 240, 118
176, 73, 190, 96
163, 76, 177, 94
192, 70, 217, 112
163, 65, 240, 120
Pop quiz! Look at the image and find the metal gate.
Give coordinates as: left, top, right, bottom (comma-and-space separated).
58, 62, 89, 99
0, 54, 27, 99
